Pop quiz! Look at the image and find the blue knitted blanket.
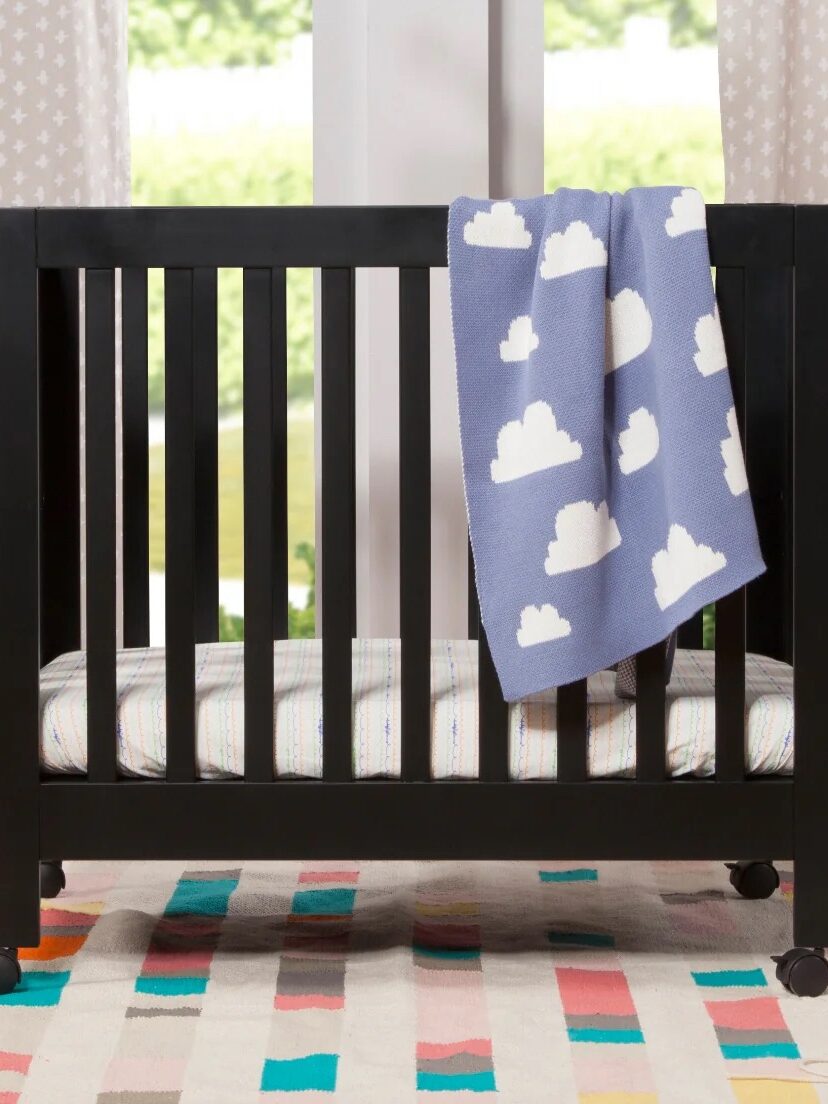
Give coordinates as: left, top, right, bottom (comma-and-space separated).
449, 187, 765, 702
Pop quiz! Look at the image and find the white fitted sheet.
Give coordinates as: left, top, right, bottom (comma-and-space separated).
39, 641, 794, 780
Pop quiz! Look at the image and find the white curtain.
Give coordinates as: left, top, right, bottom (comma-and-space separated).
718, 0, 828, 203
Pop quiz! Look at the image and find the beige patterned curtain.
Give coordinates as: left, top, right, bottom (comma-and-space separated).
0, 0, 130, 205
717, 0, 828, 203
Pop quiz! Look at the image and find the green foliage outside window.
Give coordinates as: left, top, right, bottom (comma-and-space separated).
129, 0, 311, 68
545, 0, 716, 51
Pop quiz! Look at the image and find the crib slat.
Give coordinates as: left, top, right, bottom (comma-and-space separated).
557, 680, 588, 782
715, 265, 747, 781
399, 267, 431, 781
193, 268, 220, 643
165, 269, 197, 782
744, 265, 793, 662
242, 268, 285, 782
321, 267, 355, 782
122, 267, 150, 648
677, 612, 703, 650
635, 641, 666, 781
40, 268, 81, 663
478, 626, 509, 782
85, 268, 118, 783
467, 539, 479, 641
715, 589, 746, 780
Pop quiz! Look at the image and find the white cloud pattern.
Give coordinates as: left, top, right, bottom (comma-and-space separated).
544, 500, 622, 576
606, 289, 653, 372
539, 220, 607, 280
500, 315, 539, 363
463, 201, 532, 249
652, 524, 727, 610
665, 188, 707, 237
721, 406, 748, 495
516, 603, 572, 648
694, 305, 728, 377
491, 401, 582, 484
618, 407, 660, 474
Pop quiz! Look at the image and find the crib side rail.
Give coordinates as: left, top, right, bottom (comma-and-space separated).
29, 204, 797, 790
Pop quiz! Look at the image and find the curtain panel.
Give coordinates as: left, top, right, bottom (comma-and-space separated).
718, 0, 828, 203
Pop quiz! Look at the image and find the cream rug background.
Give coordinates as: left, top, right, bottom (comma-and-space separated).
2, 859, 827, 1103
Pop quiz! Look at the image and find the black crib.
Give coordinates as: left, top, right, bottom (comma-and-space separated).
0, 204, 827, 997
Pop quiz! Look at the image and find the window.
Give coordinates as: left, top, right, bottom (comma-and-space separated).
544, 1, 723, 200
128, 0, 315, 643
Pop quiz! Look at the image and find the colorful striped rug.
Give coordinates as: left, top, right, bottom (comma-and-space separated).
1, 859, 826, 1103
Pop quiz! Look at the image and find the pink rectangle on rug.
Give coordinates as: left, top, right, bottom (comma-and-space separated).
556, 967, 637, 1017
571, 1046, 654, 1095
141, 949, 215, 975
39, 908, 98, 928
275, 994, 345, 1011
416, 986, 490, 1041
298, 871, 360, 884
101, 1057, 188, 1093
417, 1039, 492, 1060
0, 1053, 30, 1075
704, 996, 788, 1031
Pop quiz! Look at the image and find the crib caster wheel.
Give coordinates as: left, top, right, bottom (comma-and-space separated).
772, 948, 828, 998
39, 861, 65, 899
0, 948, 21, 996
726, 860, 779, 900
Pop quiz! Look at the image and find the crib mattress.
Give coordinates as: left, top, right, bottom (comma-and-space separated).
39, 640, 794, 780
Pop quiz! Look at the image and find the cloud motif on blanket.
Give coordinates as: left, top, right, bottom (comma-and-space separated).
516, 603, 572, 648
694, 305, 727, 377
665, 187, 706, 237
652, 524, 727, 610
490, 401, 582, 483
500, 315, 539, 362
606, 289, 652, 372
544, 500, 622, 576
539, 220, 607, 279
618, 407, 659, 474
463, 201, 532, 248
720, 406, 748, 495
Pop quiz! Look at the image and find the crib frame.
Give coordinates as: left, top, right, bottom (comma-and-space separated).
0, 204, 826, 978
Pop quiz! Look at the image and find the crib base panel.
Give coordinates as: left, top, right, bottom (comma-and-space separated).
38, 777, 792, 861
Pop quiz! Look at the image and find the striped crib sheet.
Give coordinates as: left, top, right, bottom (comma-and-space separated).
39, 642, 794, 780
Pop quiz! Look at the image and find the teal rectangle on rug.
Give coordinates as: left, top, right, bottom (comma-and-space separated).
567, 1027, 645, 1044
291, 889, 356, 915
135, 976, 209, 996
691, 968, 767, 988
261, 1053, 338, 1091
414, 945, 481, 960
548, 930, 614, 947
720, 1042, 800, 1060
539, 869, 597, 883
0, 970, 71, 1007
416, 1070, 497, 1092
164, 879, 239, 917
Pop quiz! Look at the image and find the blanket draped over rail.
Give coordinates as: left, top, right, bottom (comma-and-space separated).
449, 187, 765, 702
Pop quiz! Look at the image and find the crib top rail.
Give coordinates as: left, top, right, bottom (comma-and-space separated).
33, 203, 793, 270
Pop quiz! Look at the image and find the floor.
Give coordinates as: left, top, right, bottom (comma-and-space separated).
1, 859, 827, 1103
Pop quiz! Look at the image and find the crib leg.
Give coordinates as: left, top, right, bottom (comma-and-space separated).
0, 948, 21, 996
39, 861, 66, 900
